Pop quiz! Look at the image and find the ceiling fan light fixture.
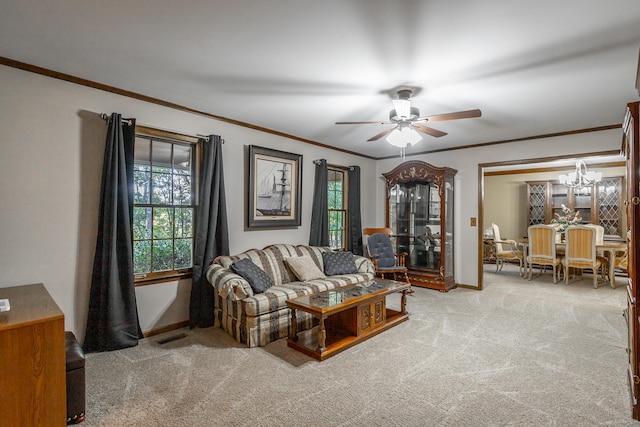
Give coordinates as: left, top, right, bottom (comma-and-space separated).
387, 127, 421, 147
389, 106, 420, 122
392, 98, 411, 119
334, 85, 479, 146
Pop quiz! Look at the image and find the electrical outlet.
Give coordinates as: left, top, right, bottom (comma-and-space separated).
470, 217, 477, 226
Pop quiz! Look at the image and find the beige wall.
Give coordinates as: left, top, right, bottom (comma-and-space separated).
484, 167, 626, 241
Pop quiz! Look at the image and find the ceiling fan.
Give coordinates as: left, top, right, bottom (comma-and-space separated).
335, 88, 482, 144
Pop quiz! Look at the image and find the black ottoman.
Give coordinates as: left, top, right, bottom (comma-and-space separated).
65, 331, 85, 424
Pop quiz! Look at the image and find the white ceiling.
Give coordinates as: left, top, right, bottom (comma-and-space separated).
1, 1, 639, 159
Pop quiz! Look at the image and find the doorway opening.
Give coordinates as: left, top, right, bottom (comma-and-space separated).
477, 150, 624, 290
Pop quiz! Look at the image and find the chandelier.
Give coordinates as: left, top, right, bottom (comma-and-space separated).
558, 160, 602, 189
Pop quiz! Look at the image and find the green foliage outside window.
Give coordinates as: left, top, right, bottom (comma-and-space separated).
133, 138, 194, 276
328, 168, 346, 250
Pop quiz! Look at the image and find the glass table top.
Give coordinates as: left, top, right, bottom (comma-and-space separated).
290, 279, 408, 310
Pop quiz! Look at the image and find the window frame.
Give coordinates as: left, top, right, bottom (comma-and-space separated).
327, 165, 349, 251
132, 127, 200, 286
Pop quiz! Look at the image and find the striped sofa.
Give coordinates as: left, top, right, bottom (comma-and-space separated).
206, 244, 374, 347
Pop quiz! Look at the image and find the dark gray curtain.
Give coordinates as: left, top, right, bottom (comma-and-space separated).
84, 113, 142, 352
190, 135, 229, 328
309, 159, 329, 246
347, 166, 363, 255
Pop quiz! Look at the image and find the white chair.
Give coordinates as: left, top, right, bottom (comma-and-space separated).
491, 223, 524, 276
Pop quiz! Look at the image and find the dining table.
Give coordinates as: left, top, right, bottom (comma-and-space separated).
517, 238, 627, 288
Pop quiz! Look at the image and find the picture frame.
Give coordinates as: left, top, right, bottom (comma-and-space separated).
246, 145, 302, 229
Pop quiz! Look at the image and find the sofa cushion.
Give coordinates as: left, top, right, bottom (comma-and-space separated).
230, 258, 274, 294
322, 251, 358, 276
263, 244, 301, 284
241, 285, 309, 317
285, 256, 326, 281
298, 273, 373, 294
294, 245, 331, 269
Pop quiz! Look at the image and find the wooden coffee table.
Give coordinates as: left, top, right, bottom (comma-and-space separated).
286, 279, 410, 360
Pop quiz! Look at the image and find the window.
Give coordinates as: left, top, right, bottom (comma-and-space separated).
132, 135, 197, 283
328, 167, 347, 250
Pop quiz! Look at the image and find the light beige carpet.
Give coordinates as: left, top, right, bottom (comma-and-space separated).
82, 264, 640, 426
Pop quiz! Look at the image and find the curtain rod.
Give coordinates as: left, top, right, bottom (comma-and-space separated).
313, 159, 355, 170
100, 113, 133, 126
99, 113, 215, 143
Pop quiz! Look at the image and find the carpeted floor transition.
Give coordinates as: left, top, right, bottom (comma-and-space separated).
83, 264, 640, 426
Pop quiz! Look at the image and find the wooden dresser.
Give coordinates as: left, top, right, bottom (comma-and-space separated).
0, 283, 66, 426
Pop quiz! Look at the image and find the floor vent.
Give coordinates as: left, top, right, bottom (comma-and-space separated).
156, 333, 187, 345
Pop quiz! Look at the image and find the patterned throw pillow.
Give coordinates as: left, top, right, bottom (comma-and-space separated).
230, 258, 274, 294
285, 256, 326, 281
322, 251, 358, 276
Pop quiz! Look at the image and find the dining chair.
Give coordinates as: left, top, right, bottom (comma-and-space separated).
584, 223, 605, 245
585, 223, 605, 258
491, 223, 524, 276
562, 225, 609, 288
527, 224, 562, 283
362, 227, 411, 287
614, 229, 631, 273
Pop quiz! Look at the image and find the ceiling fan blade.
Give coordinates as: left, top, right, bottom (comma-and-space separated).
335, 120, 393, 125
413, 124, 447, 138
418, 109, 482, 122
368, 126, 397, 141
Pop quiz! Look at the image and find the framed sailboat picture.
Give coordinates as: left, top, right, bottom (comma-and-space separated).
246, 145, 302, 229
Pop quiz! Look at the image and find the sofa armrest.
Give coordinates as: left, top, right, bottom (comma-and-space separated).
206, 263, 254, 301
354, 255, 375, 275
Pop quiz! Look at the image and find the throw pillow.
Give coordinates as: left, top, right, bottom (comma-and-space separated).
322, 251, 358, 276
285, 256, 326, 281
230, 258, 274, 294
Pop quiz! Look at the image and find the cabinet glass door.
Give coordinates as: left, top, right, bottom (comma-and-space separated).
527, 182, 548, 225
444, 177, 454, 276
572, 186, 593, 223
410, 182, 440, 271
551, 182, 568, 219
597, 178, 622, 236
389, 184, 410, 258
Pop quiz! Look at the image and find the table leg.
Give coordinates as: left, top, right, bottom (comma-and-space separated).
401, 289, 407, 314
317, 316, 326, 352
519, 242, 529, 278
289, 308, 298, 342
607, 248, 616, 289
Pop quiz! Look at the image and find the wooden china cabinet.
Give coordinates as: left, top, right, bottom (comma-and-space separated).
383, 160, 456, 292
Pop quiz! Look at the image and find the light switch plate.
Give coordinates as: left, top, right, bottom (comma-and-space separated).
0, 299, 9, 312
470, 217, 477, 226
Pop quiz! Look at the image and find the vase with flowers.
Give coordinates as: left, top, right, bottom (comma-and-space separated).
550, 204, 582, 241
